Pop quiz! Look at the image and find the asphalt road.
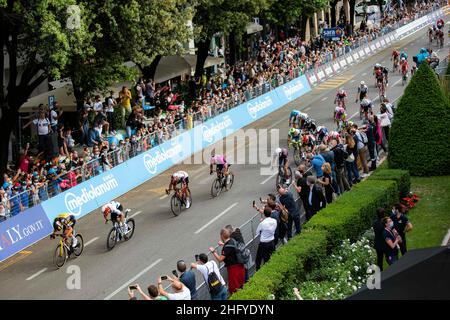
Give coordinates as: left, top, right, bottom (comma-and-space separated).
0, 17, 448, 300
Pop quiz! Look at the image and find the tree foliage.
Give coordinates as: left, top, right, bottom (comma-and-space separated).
388, 62, 450, 176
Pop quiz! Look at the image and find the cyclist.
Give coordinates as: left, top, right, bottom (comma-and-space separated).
400, 57, 408, 78
334, 88, 347, 109
102, 201, 129, 235
51, 213, 78, 255
382, 65, 389, 86
391, 49, 400, 71
210, 150, 228, 179
166, 171, 191, 208
373, 63, 382, 86
436, 18, 444, 30
400, 50, 408, 61
288, 127, 302, 144
360, 98, 373, 120
272, 147, 290, 182
355, 81, 368, 103
428, 26, 434, 43
301, 130, 317, 153
334, 105, 347, 130
289, 109, 301, 127
297, 112, 310, 129
411, 64, 417, 77
302, 117, 317, 133
316, 126, 329, 144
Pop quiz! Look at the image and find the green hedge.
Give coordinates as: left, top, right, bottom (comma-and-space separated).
368, 169, 410, 198
230, 229, 328, 300
304, 180, 399, 251
231, 175, 402, 300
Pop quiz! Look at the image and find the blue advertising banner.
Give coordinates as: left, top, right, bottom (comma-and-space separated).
273, 75, 311, 106
0, 205, 53, 262
322, 28, 344, 40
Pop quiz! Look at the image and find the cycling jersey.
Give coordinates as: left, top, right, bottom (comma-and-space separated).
335, 106, 346, 120
358, 85, 368, 94
401, 61, 408, 72
211, 155, 226, 165
53, 213, 76, 232
437, 19, 444, 29
289, 110, 300, 118
289, 129, 302, 141
392, 51, 400, 58
400, 52, 408, 60
382, 67, 389, 74
103, 201, 123, 221
172, 171, 189, 186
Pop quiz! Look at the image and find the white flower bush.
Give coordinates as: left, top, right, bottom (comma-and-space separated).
290, 237, 376, 300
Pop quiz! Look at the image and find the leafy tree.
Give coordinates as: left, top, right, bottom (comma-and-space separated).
192, 0, 270, 77
0, 0, 80, 179
388, 62, 450, 176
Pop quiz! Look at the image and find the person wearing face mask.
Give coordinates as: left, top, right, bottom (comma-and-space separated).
382, 216, 402, 266
390, 204, 413, 256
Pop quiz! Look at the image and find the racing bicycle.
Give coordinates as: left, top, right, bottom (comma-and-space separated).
401, 69, 408, 86
276, 164, 292, 189
170, 185, 192, 216
288, 139, 304, 166
53, 233, 84, 269
211, 166, 234, 198
106, 209, 135, 250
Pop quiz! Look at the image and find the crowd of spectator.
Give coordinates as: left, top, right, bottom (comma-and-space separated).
2, 2, 438, 222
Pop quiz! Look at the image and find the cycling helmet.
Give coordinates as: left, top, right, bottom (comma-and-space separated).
289, 128, 296, 135
55, 220, 63, 231
338, 88, 346, 95
275, 147, 282, 154
360, 81, 365, 86
401, 57, 406, 61
375, 63, 381, 68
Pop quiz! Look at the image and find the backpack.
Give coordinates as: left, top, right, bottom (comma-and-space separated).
279, 207, 289, 223
225, 238, 250, 265
206, 264, 224, 296
358, 131, 368, 145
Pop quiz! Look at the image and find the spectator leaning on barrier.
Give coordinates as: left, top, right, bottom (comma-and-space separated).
373, 208, 387, 272
317, 162, 334, 204
209, 228, 245, 295
329, 138, 351, 193
176, 260, 197, 300
191, 253, 228, 300
353, 124, 370, 177
277, 185, 301, 239
254, 208, 277, 270
157, 275, 191, 300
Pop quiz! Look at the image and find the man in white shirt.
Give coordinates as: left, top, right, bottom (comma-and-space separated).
157, 275, 191, 300
255, 208, 277, 270
93, 95, 104, 114
106, 91, 117, 134
23, 110, 51, 155
191, 253, 228, 300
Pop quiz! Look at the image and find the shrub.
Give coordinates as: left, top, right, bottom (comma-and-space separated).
229, 229, 328, 300
368, 169, 410, 198
305, 180, 399, 251
388, 62, 450, 176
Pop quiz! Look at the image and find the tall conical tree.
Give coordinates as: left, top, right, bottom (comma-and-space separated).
388, 62, 450, 176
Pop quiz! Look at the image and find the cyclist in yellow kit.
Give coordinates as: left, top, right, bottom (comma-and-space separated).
50, 213, 78, 255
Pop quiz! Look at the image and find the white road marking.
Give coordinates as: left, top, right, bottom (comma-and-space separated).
321, 97, 328, 101
260, 171, 278, 185
159, 194, 168, 200
348, 111, 360, 121
104, 259, 163, 300
194, 202, 239, 234
26, 268, 48, 281
391, 78, 402, 87
129, 211, 142, 218
362, 72, 367, 76
84, 237, 99, 247
350, 79, 356, 83
304, 107, 311, 111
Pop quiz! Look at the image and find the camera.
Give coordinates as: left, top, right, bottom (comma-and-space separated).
172, 270, 178, 277
129, 285, 137, 290
161, 275, 168, 280
195, 254, 199, 261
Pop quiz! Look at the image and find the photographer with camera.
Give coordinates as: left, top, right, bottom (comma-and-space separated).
175, 260, 197, 300
191, 253, 227, 300
127, 284, 167, 300
157, 275, 191, 300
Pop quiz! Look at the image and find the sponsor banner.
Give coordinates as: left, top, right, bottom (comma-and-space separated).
324, 65, 334, 76
370, 43, 377, 51
306, 71, 318, 86
0, 205, 53, 262
375, 41, 381, 49
316, 68, 326, 80
346, 54, 354, 64
352, 50, 360, 61
380, 38, 387, 46
364, 46, 371, 55
339, 57, 347, 68
332, 61, 341, 73
274, 75, 311, 104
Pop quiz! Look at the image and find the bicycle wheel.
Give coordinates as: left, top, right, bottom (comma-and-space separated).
227, 173, 235, 190
211, 178, 222, 197
125, 219, 135, 240
53, 244, 67, 269
293, 147, 301, 166
73, 234, 84, 257
106, 227, 118, 251
170, 194, 182, 216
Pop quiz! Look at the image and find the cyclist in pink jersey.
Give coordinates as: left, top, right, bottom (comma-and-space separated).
210, 150, 229, 178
